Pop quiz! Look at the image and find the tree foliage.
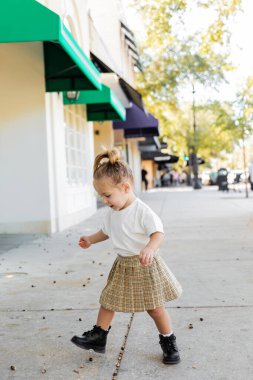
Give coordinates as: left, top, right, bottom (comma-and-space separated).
130, 0, 243, 165
158, 101, 238, 167
233, 76, 253, 140
134, 0, 242, 102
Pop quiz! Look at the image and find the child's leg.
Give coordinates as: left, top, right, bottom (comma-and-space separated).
96, 305, 115, 330
71, 306, 115, 353
147, 306, 180, 364
147, 306, 172, 334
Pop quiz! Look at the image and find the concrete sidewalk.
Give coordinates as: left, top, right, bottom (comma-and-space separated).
1, 188, 253, 380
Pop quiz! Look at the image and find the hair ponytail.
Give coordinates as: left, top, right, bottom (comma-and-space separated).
93, 148, 133, 184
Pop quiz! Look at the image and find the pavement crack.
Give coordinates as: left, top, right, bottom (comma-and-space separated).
112, 313, 135, 380
1, 305, 253, 313
0, 307, 100, 313
170, 304, 253, 309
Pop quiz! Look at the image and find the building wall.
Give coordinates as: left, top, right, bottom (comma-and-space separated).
94, 122, 114, 157
89, 0, 135, 84
128, 141, 142, 193
89, 0, 127, 79
142, 161, 155, 190
0, 0, 143, 233
89, 0, 142, 191
0, 43, 50, 233
43, 0, 97, 232
45, 97, 96, 233
41, 0, 90, 55
0, 0, 97, 233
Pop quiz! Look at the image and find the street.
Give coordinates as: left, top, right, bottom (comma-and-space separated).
1, 187, 253, 380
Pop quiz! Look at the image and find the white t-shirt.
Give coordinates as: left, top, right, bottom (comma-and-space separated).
101, 198, 164, 257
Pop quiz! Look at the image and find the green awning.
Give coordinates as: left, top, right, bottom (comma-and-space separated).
0, 0, 101, 92
63, 85, 126, 121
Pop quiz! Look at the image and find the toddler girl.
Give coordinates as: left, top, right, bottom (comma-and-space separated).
71, 148, 182, 364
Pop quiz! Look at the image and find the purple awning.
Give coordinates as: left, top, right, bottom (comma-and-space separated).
113, 103, 159, 138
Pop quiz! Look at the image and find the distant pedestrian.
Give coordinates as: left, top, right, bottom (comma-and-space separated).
180, 171, 187, 185
172, 170, 179, 186
71, 148, 182, 365
169, 170, 174, 185
249, 161, 253, 191
141, 168, 148, 191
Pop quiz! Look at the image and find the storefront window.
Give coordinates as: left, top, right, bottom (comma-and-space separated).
64, 105, 88, 186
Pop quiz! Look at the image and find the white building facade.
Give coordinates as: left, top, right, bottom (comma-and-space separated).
0, 0, 145, 234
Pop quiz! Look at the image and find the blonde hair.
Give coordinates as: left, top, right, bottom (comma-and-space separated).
93, 148, 134, 184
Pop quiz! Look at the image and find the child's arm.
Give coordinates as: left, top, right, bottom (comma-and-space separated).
79, 229, 109, 249
139, 232, 164, 266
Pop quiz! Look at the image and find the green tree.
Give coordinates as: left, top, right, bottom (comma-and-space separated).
234, 76, 253, 139
232, 76, 253, 197
131, 0, 242, 185
160, 101, 238, 167
133, 0, 242, 107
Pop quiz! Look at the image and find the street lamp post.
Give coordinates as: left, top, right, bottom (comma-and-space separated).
241, 96, 250, 199
242, 126, 249, 199
191, 82, 202, 189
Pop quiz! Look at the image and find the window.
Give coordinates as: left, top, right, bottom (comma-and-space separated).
64, 105, 88, 186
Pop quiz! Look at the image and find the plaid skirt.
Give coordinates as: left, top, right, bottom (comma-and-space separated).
99, 253, 182, 313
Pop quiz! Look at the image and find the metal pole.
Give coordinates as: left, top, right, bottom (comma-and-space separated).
125, 140, 129, 163
192, 82, 201, 189
242, 130, 249, 198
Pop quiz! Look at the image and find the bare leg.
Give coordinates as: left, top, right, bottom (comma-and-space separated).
96, 306, 115, 330
147, 306, 172, 334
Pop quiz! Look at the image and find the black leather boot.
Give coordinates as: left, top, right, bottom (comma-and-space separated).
159, 333, 180, 364
71, 325, 111, 353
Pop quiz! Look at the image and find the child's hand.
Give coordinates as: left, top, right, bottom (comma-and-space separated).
139, 247, 155, 266
79, 236, 91, 249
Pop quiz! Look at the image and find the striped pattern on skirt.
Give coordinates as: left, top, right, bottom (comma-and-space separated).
99, 253, 182, 313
